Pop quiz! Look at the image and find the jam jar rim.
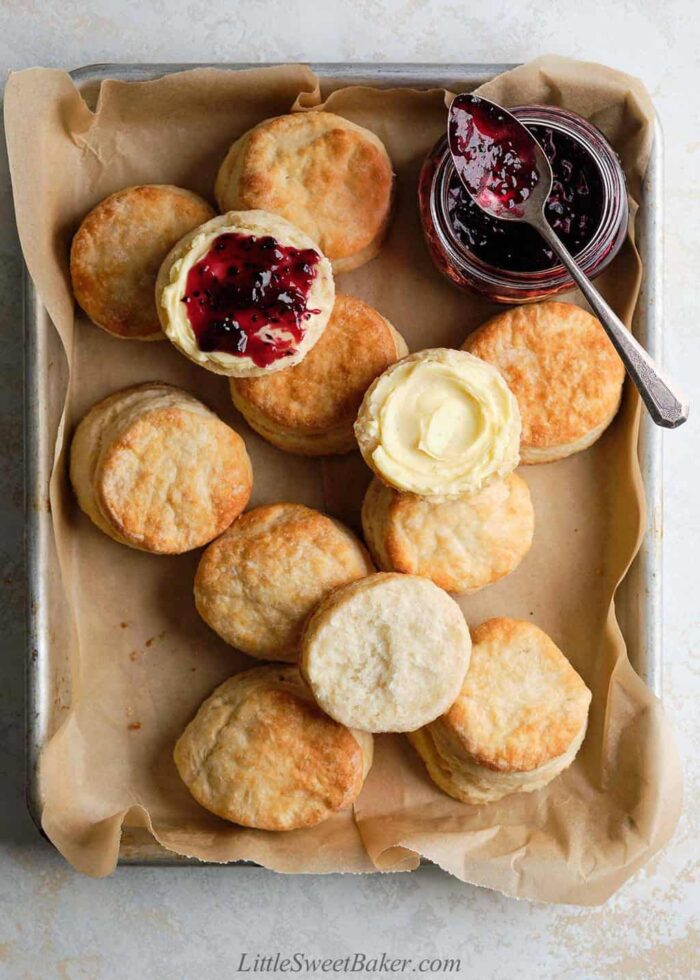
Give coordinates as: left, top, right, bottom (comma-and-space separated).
425, 104, 629, 293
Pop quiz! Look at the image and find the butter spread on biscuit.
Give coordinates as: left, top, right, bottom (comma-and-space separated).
358, 348, 520, 498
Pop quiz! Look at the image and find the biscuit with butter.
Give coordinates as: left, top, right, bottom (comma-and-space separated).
174, 665, 374, 831
70, 383, 252, 554
300, 573, 471, 733
156, 210, 335, 378
194, 503, 374, 662
408, 618, 591, 805
361, 473, 534, 594
354, 348, 521, 500
70, 185, 215, 340
463, 302, 625, 463
231, 294, 408, 456
215, 111, 394, 273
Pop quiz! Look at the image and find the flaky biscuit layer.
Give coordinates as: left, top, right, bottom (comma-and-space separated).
215, 111, 395, 273
195, 503, 374, 662
407, 718, 586, 805
70, 185, 215, 340
361, 473, 534, 594
174, 666, 373, 831
463, 302, 625, 463
70, 383, 252, 554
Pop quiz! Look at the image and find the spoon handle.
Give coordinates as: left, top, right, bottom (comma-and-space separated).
532, 218, 688, 429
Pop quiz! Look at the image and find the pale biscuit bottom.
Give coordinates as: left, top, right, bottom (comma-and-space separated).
300, 573, 472, 733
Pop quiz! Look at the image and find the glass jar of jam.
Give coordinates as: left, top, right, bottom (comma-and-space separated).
418, 105, 628, 303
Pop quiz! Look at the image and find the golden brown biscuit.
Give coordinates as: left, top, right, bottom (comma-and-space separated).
407, 618, 591, 805
215, 111, 395, 273
174, 665, 374, 831
230, 294, 408, 456
194, 503, 374, 662
463, 302, 625, 463
156, 210, 335, 378
300, 573, 472, 733
70, 383, 252, 554
70, 185, 215, 340
361, 473, 534, 594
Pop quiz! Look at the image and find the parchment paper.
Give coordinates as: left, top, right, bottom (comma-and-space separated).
5, 56, 682, 902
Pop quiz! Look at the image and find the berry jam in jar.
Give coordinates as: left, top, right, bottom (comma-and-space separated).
419, 105, 628, 303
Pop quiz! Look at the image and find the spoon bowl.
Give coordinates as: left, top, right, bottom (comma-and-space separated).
447, 93, 688, 429
448, 93, 553, 223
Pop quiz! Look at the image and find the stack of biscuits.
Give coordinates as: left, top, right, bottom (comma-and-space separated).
68, 105, 624, 832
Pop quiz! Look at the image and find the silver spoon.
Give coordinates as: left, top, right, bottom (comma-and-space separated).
448, 93, 688, 429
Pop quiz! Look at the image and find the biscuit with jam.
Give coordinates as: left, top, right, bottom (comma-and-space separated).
156, 210, 335, 378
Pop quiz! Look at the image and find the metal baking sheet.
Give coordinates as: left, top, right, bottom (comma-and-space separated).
24, 62, 663, 866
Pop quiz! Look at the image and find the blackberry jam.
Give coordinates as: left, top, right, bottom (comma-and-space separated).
419, 105, 628, 303
182, 233, 321, 368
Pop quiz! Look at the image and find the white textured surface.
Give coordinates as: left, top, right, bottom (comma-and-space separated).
0, 2, 698, 977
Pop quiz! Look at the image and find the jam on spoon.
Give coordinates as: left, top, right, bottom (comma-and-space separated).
182, 232, 321, 368
448, 96, 540, 219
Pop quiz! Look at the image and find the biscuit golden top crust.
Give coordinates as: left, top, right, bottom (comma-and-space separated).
173, 666, 373, 831
215, 112, 394, 268
72, 383, 252, 554
440, 618, 591, 772
231, 295, 407, 433
194, 503, 374, 662
463, 302, 625, 451
70, 185, 215, 340
362, 473, 534, 594
300, 572, 472, 733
